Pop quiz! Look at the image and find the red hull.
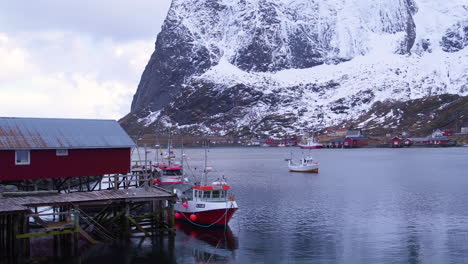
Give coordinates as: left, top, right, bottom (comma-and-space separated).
299, 146, 324, 149
177, 208, 237, 226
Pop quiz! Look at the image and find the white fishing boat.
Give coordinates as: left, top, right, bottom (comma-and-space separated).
298, 136, 324, 149
286, 152, 319, 173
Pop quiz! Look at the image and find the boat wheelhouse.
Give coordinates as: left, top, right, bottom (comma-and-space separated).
174, 181, 237, 227
192, 183, 231, 201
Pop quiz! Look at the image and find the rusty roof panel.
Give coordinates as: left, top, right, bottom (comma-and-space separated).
0, 117, 135, 149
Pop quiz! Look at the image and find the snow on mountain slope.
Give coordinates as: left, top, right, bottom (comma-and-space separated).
125, 0, 468, 137
196, 47, 467, 135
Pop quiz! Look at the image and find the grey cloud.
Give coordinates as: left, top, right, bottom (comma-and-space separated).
0, 0, 172, 41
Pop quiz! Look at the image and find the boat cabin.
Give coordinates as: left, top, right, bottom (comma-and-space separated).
193, 183, 230, 202
301, 157, 315, 164
289, 157, 316, 166
158, 165, 183, 175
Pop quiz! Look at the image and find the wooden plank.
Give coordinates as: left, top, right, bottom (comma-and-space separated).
0, 188, 175, 213
77, 228, 101, 245
16, 228, 77, 239
126, 216, 149, 237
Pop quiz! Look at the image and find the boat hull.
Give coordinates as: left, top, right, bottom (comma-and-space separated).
175, 200, 238, 227
158, 176, 189, 185
289, 168, 319, 173
176, 208, 238, 226
288, 164, 319, 173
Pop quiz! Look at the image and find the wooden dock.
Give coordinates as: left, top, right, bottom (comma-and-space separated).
1, 187, 174, 209
0, 186, 177, 259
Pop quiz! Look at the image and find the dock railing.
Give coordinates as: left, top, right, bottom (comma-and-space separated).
131, 160, 153, 173
101, 173, 155, 190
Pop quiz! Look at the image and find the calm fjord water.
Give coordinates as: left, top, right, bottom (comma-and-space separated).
86, 147, 468, 264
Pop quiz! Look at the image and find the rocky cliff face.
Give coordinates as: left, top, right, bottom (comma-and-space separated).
123, 0, 468, 137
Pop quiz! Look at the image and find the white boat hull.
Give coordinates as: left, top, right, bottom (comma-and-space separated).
288, 164, 319, 173
298, 144, 324, 149
159, 176, 189, 185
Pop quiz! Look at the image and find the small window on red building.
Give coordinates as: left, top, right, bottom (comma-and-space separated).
15, 150, 30, 165
56, 149, 69, 156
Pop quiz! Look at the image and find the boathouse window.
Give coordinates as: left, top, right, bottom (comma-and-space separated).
212, 190, 220, 199
15, 150, 30, 165
56, 149, 69, 156
203, 191, 210, 199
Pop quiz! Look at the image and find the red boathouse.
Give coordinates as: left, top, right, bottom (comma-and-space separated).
344, 136, 368, 148
391, 137, 403, 148
0, 117, 135, 181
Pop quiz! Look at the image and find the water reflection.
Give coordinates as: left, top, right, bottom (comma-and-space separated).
9, 147, 467, 263
175, 221, 238, 263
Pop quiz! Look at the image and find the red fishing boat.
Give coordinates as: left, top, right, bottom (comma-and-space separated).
174, 145, 238, 227
153, 139, 188, 185
174, 180, 238, 226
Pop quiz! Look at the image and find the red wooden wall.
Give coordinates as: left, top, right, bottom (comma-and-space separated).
0, 148, 130, 181
345, 137, 368, 147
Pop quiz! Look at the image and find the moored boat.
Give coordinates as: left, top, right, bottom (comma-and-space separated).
174, 180, 238, 227
286, 156, 319, 173
153, 140, 188, 185
298, 136, 324, 149
154, 163, 188, 185
174, 143, 238, 227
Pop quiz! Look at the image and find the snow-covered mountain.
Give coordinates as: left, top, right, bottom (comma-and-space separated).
123, 0, 468, 137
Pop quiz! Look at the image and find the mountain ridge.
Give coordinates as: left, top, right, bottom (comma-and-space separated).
122, 0, 468, 138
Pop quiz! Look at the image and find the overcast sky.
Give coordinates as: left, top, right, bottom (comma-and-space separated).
0, 0, 172, 120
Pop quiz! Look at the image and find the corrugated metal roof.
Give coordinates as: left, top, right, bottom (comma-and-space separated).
0, 117, 135, 150
346, 130, 362, 137
331, 138, 345, 143
346, 136, 368, 140
428, 137, 449, 141
408, 137, 428, 141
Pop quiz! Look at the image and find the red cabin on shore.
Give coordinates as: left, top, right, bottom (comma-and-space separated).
0, 117, 135, 181
328, 138, 344, 148
391, 137, 403, 148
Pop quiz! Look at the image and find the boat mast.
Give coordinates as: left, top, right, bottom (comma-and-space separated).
181, 136, 184, 174
155, 131, 160, 164
203, 139, 208, 185
167, 130, 172, 166
290, 146, 293, 161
